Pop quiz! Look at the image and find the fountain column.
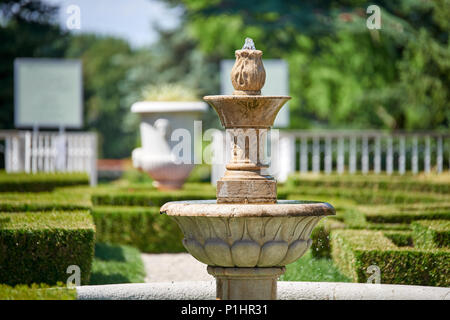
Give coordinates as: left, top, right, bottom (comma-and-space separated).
161, 38, 335, 300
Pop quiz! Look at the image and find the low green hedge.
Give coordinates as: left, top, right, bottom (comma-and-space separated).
283, 186, 445, 205
0, 283, 76, 300
382, 230, 413, 247
0, 172, 89, 192
311, 209, 410, 259
91, 206, 185, 253
0, 211, 95, 286
311, 217, 346, 259
331, 229, 450, 287
92, 189, 216, 207
360, 203, 450, 223
286, 173, 450, 194
0, 192, 91, 212
412, 220, 450, 249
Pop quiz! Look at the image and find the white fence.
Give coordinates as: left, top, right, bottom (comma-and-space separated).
0, 130, 97, 185
211, 130, 450, 184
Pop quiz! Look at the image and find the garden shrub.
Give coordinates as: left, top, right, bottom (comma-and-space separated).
0, 192, 91, 212
91, 189, 216, 207
0, 283, 76, 300
284, 186, 444, 205
412, 220, 450, 249
0, 211, 95, 286
286, 173, 450, 194
331, 229, 450, 287
91, 206, 185, 253
360, 203, 450, 223
0, 172, 89, 192
311, 217, 346, 258
382, 230, 413, 247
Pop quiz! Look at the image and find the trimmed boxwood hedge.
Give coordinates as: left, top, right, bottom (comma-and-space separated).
311, 217, 346, 258
285, 173, 450, 194
91, 190, 216, 207
412, 220, 450, 249
91, 206, 185, 253
0, 283, 76, 300
331, 229, 450, 287
360, 203, 450, 223
0, 192, 91, 212
0, 211, 95, 286
382, 230, 413, 247
283, 187, 445, 205
0, 172, 89, 192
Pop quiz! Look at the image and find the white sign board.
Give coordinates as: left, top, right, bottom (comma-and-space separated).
220, 59, 289, 128
14, 59, 83, 128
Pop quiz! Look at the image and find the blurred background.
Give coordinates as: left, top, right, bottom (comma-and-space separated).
1, 0, 448, 160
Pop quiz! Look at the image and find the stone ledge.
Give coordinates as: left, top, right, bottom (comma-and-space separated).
77, 281, 450, 300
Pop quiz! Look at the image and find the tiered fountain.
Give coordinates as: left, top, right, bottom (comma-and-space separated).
161, 38, 335, 300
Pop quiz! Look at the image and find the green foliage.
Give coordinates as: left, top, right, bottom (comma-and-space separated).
65, 34, 135, 158
331, 229, 450, 286
168, 0, 449, 130
285, 186, 445, 205
91, 188, 216, 207
360, 203, 450, 223
0, 211, 95, 286
0, 283, 76, 300
89, 243, 145, 285
285, 173, 450, 194
412, 220, 450, 249
0, 191, 91, 212
0, 172, 89, 192
141, 83, 200, 101
91, 206, 185, 253
280, 250, 350, 283
0, 0, 69, 131
311, 217, 346, 258
382, 230, 413, 247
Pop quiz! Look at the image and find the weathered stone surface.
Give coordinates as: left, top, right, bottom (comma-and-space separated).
231, 48, 265, 95
203, 96, 290, 128
161, 200, 332, 268
76, 281, 450, 300
207, 267, 285, 300
217, 179, 276, 204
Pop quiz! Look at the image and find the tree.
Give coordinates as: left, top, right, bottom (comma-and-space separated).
160, 0, 449, 130
65, 34, 134, 158
0, 0, 69, 129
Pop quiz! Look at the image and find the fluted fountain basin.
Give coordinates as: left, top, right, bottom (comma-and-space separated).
160, 200, 335, 268
204, 95, 290, 128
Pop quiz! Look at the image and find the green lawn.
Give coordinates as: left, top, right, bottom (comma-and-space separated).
280, 250, 350, 283
89, 243, 146, 285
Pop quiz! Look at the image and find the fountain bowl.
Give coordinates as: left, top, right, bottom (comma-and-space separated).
161, 200, 335, 268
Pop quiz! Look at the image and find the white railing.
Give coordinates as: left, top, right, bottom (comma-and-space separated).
211, 130, 450, 184
0, 130, 97, 186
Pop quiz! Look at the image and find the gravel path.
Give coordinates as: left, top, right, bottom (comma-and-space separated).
141, 253, 214, 282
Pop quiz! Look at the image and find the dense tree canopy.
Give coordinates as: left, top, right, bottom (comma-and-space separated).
162, 0, 450, 130
0, 0, 448, 159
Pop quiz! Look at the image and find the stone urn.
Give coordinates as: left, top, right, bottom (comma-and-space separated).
131, 101, 208, 190
161, 38, 335, 299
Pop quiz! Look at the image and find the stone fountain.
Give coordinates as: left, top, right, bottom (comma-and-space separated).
161, 38, 335, 300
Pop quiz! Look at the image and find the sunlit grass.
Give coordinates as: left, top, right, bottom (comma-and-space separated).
280, 250, 351, 283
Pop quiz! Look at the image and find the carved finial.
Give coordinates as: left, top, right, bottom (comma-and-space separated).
231, 38, 266, 95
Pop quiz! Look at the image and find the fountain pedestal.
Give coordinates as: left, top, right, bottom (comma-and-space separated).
207, 267, 285, 300
160, 38, 335, 300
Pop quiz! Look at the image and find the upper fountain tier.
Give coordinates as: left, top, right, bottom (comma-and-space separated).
204, 38, 290, 129
203, 38, 291, 204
